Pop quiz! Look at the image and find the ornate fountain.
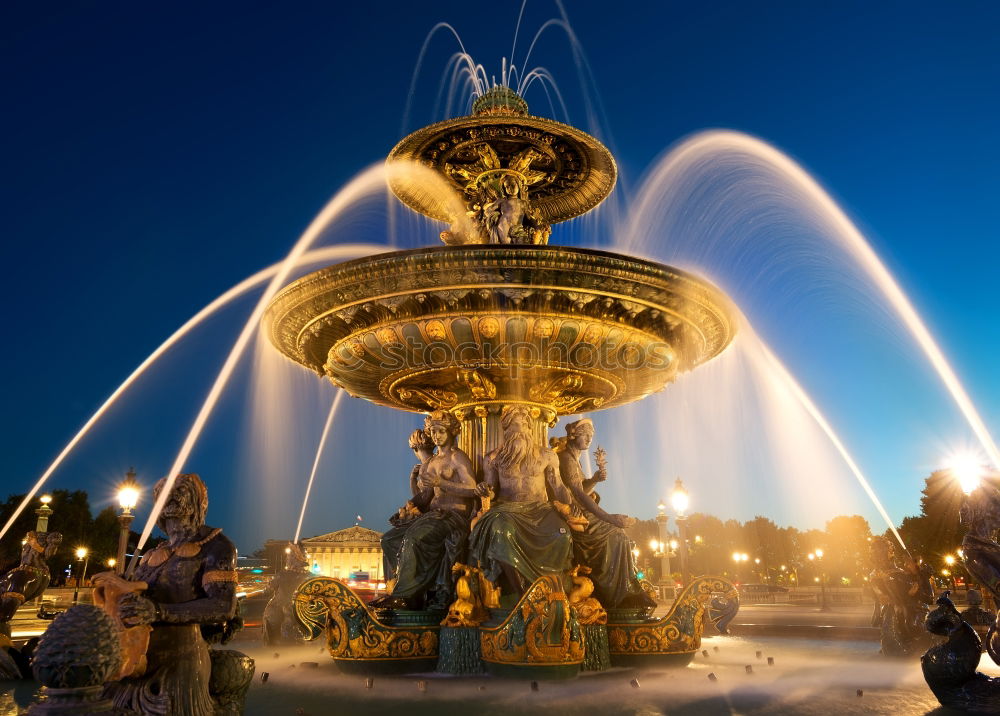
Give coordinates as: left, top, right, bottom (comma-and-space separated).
264, 85, 740, 678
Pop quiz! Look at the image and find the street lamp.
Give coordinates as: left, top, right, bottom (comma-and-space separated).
808, 549, 830, 612
35, 494, 53, 532
653, 501, 671, 587
115, 468, 140, 575
72, 547, 90, 604
671, 479, 690, 585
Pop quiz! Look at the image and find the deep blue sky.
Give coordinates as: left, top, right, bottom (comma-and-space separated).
4, 2, 999, 551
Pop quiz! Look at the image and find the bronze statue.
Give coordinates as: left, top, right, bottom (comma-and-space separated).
100, 473, 253, 715
921, 480, 1000, 712
372, 412, 478, 611
468, 405, 575, 596
261, 542, 310, 645
922, 591, 1000, 714
0, 530, 62, 638
868, 536, 934, 656
553, 419, 653, 610
959, 482, 1000, 662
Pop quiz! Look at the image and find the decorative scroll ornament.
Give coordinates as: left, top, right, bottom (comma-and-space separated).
480, 575, 584, 667
396, 387, 459, 411
457, 368, 497, 400
607, 576, 739, 656
294, 577, 438, 661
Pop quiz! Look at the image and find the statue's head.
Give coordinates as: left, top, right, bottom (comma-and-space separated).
408, 428, 436, 459
153, 473, 208, 536
960, 483, 1000, 534
565, 418, 595, 450
424, 410, 461, 448
495, 405, 540, 471
285, 542, 309, 572
869, 536, 894, 567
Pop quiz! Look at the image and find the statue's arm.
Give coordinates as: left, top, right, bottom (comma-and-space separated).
581, 467, 607, 493
558, 454, 632, 528
409, 463, 422, 496
545, 456, 574, 505
478, 456, 499, 497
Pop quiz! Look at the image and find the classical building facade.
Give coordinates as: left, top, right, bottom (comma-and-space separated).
299, 526, 384, 581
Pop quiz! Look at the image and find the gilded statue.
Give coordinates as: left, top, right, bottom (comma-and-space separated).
373, 412, 479, 611
468, 405, 576, 596
553, 419, 654, 610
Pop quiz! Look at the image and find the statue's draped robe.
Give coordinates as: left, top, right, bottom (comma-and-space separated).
558, 451, 646, 608
469, 501, 573, 587
382, 498, 470, 606
106, 527, 236, 716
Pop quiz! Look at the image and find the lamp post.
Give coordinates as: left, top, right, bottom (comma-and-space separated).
653, 501, 671, 586
116, 468, 140, 575
809, 549, 830, 612
72, 547, 89, 604
671, 478, 690, 586
35, 494, 53, 532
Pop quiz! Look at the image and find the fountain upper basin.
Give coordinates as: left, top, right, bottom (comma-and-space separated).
264, 245, 736, 416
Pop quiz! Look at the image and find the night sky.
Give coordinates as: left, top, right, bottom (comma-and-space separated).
4, 1, 1000, 552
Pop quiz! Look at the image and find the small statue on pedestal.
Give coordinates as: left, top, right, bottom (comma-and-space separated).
868, 536, 934, 656
261, 542, 310, 645
0, 530, 62, 638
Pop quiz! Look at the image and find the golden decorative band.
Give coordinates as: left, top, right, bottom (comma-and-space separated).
202, 570, 238, 585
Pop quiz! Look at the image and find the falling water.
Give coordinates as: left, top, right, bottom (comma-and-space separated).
0, 242, 386, 544
127, 159, 466, 573
294, 389, 347, 544
619, 129, 999, 469
742, 325, 907, 549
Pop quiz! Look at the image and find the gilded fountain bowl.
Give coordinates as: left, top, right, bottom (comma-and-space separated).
264, 245, 736, 416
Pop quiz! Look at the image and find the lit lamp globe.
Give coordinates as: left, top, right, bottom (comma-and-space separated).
670, 479, 689, 516
118, 484, 139, 514
40, 495, 52, 506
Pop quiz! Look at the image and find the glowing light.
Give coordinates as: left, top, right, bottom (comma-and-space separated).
118, 484, 139, 511
106, 558, 116, 567
944, 555, 956, 566
947, 452, 986, 494
814, 577, 820, 583
0, 242, 384, 546
815, 548, 824, 559
75, 547, 88, 560
754, 558, 761, 564
670, 478, 689, 516
657, 502, 666, 512
648, 539, 659, 551
732, 552, 741, 562
39, 495, 52, 505
808, 553, 815, 561
669, 539, 678, 551
694, 535, 703, 543
942, 569, 951, 577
